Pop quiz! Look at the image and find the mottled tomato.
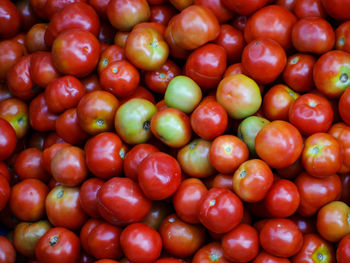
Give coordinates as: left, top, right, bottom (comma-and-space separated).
199, 187, 243, 234
291, 17, 335, 55
9, 178, 48, 221
52, 29, 100, 77
317, 201, 350, 242
241, 38, 287, 84
98, 177, 152, 226
302, 133, 342, 178
289, 93, 333, 136
35, 227, 80, 263
282, 53, 316, 93
120, 223, 162, 263
255, 120, 303, 169
260, 218, 303, 257
160, 214, 206, 258
233, 159, 274, 202
244, 5, 297, 50
295, 172, 342, 217
45, 185, 88, 229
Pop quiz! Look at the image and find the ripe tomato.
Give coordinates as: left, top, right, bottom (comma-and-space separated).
0, 174, 10, 212
0, 236, 16, 263
79, 178, 104, 218
337, 234, 350, 263
0, 118, 17, 161
192, 242, 230, 263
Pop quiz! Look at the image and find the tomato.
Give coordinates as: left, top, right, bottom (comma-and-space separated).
25, 23, 49, 53
150, 4, 177, 26
30, 51, 60, 88
98, 45, 125, 74
289, 93, 333, 136
0, 174, 10, 212
336, 21, 350, 53
120, 223, 162, 263
16, 0, 40, 32
255, 120, 303, 169
87, 222, 123, 260
42, 142, 70, 174
295, 172, 342, 217
184, 43, 227, 91
160, 214, 206, 258
13, 220, 51, 258
170, 5, 220, 50
302, 133, 342, 178
264, 179, 300, 218
192, 242, 230, 263
138, 152, 182, 200
262, 84, 299, 121
339, 85, 350, 125
9, 178, 48, 221
282, 53, 316, 93
45, 185, 88, 229
0, 0, 20, 39
222, 224, 259, 262
77, 90, 119, 135
244, 5, 297, 50
337, 234, 350, 263
233, 159, 273, 202
292, 17, 335, 55
52, 29, 100, 77
313, 50, 350, 98
107, 0, 150, 31
241, 38, 287, 84
317, 201, 350, 242
51, 146, 87, 186
252, 251, 291, 263
289, 214, 316, 235
141, 201, 172, 231
321, 0, 350, 20
0, 40, 25, 81
97, 177, 152, 226
294, 0, 326, 18
260, 218, 303, 257
0, 236, 16, 263
14, 148, 49, 182
329, 123, 350, 171
199, 187, 243, 234
292, 233, 335, 263
35, 227, 80, 263
79, 178, 103, 218
45, 2, 100, 47
0, 162, 10, 182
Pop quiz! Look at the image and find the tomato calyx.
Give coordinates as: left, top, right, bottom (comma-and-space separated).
57, 189, 64, 199
143, 120, 151, 131
209, 252, 220, 261
49, 235, 59, 246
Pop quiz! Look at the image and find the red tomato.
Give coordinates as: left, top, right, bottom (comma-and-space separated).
120, 223, 162, 263
329, 123, 350, 171
252, 251, 291, 263
0, 118, 17, 161
30, 51, 60, 88
199, 188, 243, 234
98, 45, 125, 74
0, 236, 16, 263
0, 174, 10, 212
222, 0, 268, 15
0, 40, 25, 81
0, 0, 20, 38
35, 227, 80, 263
79, 178, 104, 218
321, 0, 350, 20
339, 85, 350, 125
192, 242, 230, 263
294, 0, 326, 18
335, 21, 350, 53
337, 234, 350, 263
260, 218, 303, 257
138, 152, 182, 200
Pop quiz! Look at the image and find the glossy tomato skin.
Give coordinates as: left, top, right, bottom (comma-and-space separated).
199, 187, 243, 234
0, 40, 25, 81
295, 172, 342, 217
194, 0, 233, 23
138, 152, 182, 200
9, 178, 48, 221
0, 118, 17, 161
30, 51, 60, 88
321, 0, 350, 20
252, 251, 291, 263
289, 93, 333, 136
336, 21, 350, 53
79, 178, 104, 218
292, 17, 335, 55
302, 133, 342, 178
313, 50, 350, 98
264, 179, 300, 218
337, 234, 350, 263
255, 120, 303, 169
170, 5, 220, 50
98, 45, 125, 74
244, 5, 297, 50
222, 224, 259, 262
329, 123, 350, 171
173, 178, 208, 224
283, 53, 316, 93
241, 38, 287, 84
160, 214, 206, 258
292, 233, 335, 263
192, 242, 230, 263
0, 174, 10, 212
45, 2, 100, 47
29, 93, 58, 132
339, 85, 350, 125
0, 236, 16, 263
25, 23, 49, 53
45, 185, 88, 230
97, 177, 152, 226
209, 135, 249, 174
317, 201, 350, 242
223, 0, 268, 15
294, 0, 326, 18
80, 218, 103, 254
262, 84, 299, 121
87, 222, 123, 260
51, 146, 87, 186
260, 218, 303, 257
42, 142, 70, 174
52, 29, 100, 78
85, 132, 123, 179
0, 0, 20, 39
184, 43, 227, 91
35, 227, 80, 263
233, 159, 274, 203
120, 223, 162, 263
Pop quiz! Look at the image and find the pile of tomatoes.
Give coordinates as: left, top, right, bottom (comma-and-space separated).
2, 0, 350, 262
